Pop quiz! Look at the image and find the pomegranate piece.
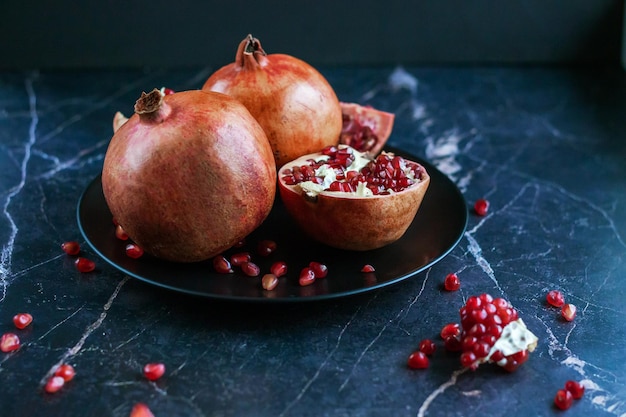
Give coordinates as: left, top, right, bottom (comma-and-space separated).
299, 267, 316, 286
61, 241, 80, 256
270, 261, 288, 278
474, 198, 489, 216
339, 102, 395, 156
74, 257, 96, 273
130, 403, 155, 417
554, 388, 574, 410
13, 313, 33, 329
44, 376, 65, 394
241, 262, 261, 277
257, 240, 277, 256
561, 304, 577, 321
54, 364, 76, 382
361, 264, 375, 273
444, 273, 461, 291
0, 333, 20, 353
125, 243, 144, 259
278, 145, 430, 251
457, 294, 538, 371
546, 290, 565, 307
407, 351, 429, 369
418, 339, 436, 356
212, 255, 234, 274
309, 262, 328, 278
565, 380, 585, 399
143, 362, 165, 381
261, 274, 279, 291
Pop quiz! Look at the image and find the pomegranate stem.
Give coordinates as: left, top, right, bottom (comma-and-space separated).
236, 34, 268, 70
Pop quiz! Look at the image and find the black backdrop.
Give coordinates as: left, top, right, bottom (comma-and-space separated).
1, 0, 623, 69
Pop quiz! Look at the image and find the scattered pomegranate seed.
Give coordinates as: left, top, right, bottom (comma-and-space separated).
299, 267, 316, 286
74, 257, 96, 273
443, 335, 462, 352
546, 290, 565, 307
561, 303, 577, 322
270, 261, 288, 278
361, 264, 375, 273
444, 273, 461, 291
418, 339, 436, 356
13, 313, 33, 329
130, 403, 155, 417
440, 323, 461, 339
125, 243, 144, 259
565, 380, 585, 400
0, 333, 20, 353
261, 273, 279, 291
407, 351, 429, 369
212, 255, 234, 274
554, 388, 574, 410
241, 261, 261, 277
115, 224, 129, 240
61, 241, 80, 255
163, 87, 175, 95
143, 362, 166, 381
474, 198, 489, 216
44, 376, 65, 394
257, 240, 277, 256
54, 363, 76, 382
309, 261, 328, 278
230, 252, 251, 266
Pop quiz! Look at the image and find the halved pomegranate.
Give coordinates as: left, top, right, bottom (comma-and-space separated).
339, 102, 395, 156
277, 145, 430, 251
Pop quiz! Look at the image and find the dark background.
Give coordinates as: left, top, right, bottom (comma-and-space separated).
2, 0, 624, 69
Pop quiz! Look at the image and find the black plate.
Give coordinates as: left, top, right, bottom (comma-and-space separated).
77, 148, 467, 302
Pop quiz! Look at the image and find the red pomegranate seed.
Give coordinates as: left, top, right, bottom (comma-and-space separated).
13, 313, 33, 329
241, 261, 260, 277
474, 198, 489, 216
309, 262, 328, 278
230, 252, 251, 267
74, 257, 96, 273
130, 403, 155, 417
443, 336, 462, 352
418, 339, 436, 356
554, 388, 574, 410
440, 323, 461, 339
460, 351, 478, 369
407, 351, 429, 369
44, 376, 65, 394
212, 255, 233, 274
125, 243, 144, 259
270, 261, 288, 278
115, 224, 129, 240
565, 380, 585, 399
163, 87, 175, 95
444, 273, 460, 291
502, 350, 529, 372
561, 303, 577, 321
54, 364, 76, 382
257, 240, 277, 256
261, 273, 279, 291
61, 241, 80, 256
143, 362, 165, 381
546, 290, 565, 307
0, 333, 20, 353
299, 267, 316, 286
361, 264, 375, 273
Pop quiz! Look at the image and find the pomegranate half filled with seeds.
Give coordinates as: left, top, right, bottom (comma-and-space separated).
102, 88, 276, 262
277, 145, 430, 251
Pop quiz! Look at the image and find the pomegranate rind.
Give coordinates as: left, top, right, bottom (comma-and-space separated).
277, 149, 430, 251
102, 90, 276, 263
339, 102, 395, 156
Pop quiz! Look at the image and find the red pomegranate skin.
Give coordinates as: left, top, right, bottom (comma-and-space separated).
102, 90, 276, 263
202, 36, 343, 167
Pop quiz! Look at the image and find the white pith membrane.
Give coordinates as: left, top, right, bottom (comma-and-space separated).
484, 319, 538, 366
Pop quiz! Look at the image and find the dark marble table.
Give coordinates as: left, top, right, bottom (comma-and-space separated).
1, 66, 625, 416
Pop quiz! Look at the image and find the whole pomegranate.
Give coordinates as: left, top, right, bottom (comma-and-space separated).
202, 34, 343, 167
278, 145, 430, 251
102, 88, 276, 262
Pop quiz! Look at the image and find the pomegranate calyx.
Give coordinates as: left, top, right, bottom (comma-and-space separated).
134, 89, 171, 123
113, 111, 129, 133
236, 34, 269, 70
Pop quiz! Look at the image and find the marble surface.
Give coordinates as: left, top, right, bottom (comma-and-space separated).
1, 66, 625, 416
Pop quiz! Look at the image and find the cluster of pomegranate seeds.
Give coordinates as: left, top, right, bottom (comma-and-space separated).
443, 273, 461, 291
130, 403, 155, 417
74, 257, 96, 273
13, 313, 33, 329
61, 241, 80, 255
281, 146, 425, 195
474, 198, 489, 216
361, 264, 375, 273
0, 333, 20, 353
143, 362, 166, 381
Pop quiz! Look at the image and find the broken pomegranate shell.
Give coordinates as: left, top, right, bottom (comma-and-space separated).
277, 145, 430, 251
339, 102, 395, 156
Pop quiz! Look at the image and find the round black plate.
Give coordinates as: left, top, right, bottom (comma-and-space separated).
77, 148, 467, 302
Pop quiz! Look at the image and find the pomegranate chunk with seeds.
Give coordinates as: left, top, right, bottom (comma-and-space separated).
0, 333, 20, 352
407, 351, 429, 369
13, 313, 33, 329
546, 290, 565, 307
61, 241, 80, 255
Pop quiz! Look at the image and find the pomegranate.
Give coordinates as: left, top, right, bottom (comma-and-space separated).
277, 145, 430, 251
202, 34, 342, 167
339, 102, 395, 155
102, 88, 276, 262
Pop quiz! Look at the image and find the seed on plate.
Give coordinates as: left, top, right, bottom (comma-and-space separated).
261, 273, 279, 291
361, 264, 375, 273
13, 313, 33, 329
